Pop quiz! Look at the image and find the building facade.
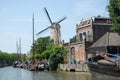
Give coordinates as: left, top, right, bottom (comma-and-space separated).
69, 16, 112, 63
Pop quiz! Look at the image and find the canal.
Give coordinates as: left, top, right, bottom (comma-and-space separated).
0, 67, 119, 80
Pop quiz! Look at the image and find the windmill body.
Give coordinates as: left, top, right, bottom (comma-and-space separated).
50, 23, 61, 44
36, 8, 66, 45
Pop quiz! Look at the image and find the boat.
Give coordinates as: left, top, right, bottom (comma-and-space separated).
87, 57, 120, 78
13, 61, 19, 68
87, 32, 120, 78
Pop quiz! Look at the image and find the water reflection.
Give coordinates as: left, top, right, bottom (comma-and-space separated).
0, 67, 119, 80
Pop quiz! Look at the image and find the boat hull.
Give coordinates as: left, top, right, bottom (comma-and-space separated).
87, 62, 120, 78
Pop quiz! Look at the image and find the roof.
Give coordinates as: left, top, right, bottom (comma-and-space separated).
77, 16, 111, 28
91, 32, 120, 47
88, 32, 120, 53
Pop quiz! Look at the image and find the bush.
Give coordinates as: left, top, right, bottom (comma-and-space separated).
48, 46, 65, 70
34, 54, 41, 59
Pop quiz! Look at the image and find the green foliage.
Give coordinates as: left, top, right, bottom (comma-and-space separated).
70, 35, 76, 43
46, 39, 55, 50
107, 0, 120, 34
27, 55, 34, 60
48, 46, 68, 70
30, 36, 68, 70
0, 51, 19, 65
34, 53, 41, 59
21, 54, 26, 61
41, 50, 52, 60
31, 36, 54, 54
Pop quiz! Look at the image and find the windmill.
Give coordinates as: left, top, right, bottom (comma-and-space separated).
36, 8, 67, 45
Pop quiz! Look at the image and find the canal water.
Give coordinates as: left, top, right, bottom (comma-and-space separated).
0, 67, 119, 80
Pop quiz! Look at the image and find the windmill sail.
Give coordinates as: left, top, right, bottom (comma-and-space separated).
44, 8, 52, 24
57, 16, 67, 24
36, 7, 67, 45
36, 26, 51, 35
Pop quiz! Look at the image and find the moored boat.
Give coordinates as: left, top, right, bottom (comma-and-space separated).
13, 61, 19, 68
87, 59, 120, 78
87, 32, 120, 78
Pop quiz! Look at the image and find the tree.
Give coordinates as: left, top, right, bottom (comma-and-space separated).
32, 36, 54, 54
41, 50, 52, 60
34, 53, 41, 59
70, 35, 76, 43
0, 51, 18, 65
27, 55, 34, 60
8, 53, 18, 62
107, 0, 120, 34
48, 46, 68, 70
21, 54, 26, 61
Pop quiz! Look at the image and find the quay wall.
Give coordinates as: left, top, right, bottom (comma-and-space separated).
59, 63, 89, 72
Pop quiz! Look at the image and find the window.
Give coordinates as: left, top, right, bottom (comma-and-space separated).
71, 47, 75, 54
88, 31, 91, 41
83, 32, 86, 40
79, 33, 83, 41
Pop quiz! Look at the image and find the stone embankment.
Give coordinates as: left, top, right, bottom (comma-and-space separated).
60, 63, 89, 72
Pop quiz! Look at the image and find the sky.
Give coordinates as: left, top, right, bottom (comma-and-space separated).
0, 0, 109, 53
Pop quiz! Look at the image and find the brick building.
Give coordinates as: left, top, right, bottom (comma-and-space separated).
68, 16, 112, 63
